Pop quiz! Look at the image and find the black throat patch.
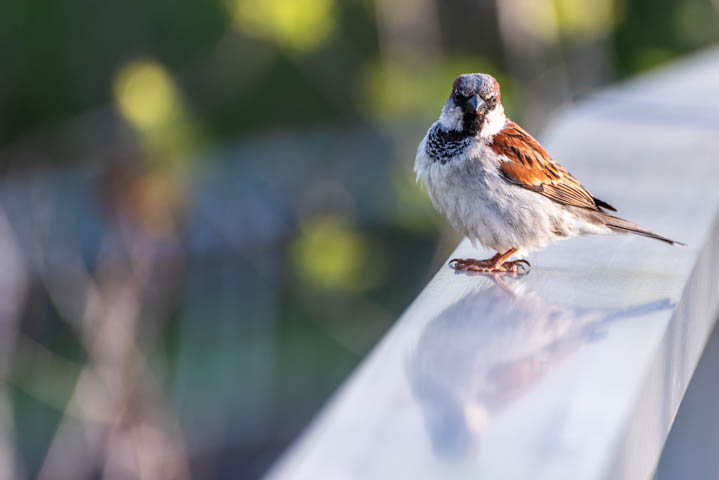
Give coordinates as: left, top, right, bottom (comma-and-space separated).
425, 125, 472, 165
462, 112, 483, 137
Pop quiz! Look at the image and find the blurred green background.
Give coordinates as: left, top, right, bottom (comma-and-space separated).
0, 0, 717, 478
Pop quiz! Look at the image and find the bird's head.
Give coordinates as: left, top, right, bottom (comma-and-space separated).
439, 73, 505, 138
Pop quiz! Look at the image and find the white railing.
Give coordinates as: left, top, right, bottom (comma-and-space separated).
265, 47, 719, 480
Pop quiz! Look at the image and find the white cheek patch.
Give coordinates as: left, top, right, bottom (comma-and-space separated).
480, 104, 506, 139
438, 104, 464, 131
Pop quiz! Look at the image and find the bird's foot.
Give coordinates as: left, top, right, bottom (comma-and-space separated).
449, 257, 530, 275
449, 258, 495, 272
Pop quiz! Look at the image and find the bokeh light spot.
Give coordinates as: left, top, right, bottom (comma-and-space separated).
504, 0, 617, 43
290, 216, 381, 292
114, 60, 179, 130
225, 0, 335, 51
555, 0, 615, 39
503, 0, 560, 43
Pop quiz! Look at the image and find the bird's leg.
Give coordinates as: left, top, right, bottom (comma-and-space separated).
496, 249, 531, 274
449, 248, 530, 274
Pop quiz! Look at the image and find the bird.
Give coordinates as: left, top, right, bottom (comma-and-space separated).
414, 73, 682, 274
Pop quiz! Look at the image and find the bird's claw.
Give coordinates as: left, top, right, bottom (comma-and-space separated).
502, 259, 530, 275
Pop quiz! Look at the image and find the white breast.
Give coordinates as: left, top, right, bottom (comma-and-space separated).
415, 131, 608, 254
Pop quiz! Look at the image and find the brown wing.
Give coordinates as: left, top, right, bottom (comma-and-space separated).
490, 120, 616, 212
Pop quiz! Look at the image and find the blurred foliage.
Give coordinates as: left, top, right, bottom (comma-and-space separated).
1, 0, 716, 148
614, 0, 719, 73
361, 57, 513, 122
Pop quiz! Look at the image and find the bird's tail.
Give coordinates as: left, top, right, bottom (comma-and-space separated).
601, 214, 685, 246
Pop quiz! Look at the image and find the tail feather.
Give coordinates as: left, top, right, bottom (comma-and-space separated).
602, 214, 685, 246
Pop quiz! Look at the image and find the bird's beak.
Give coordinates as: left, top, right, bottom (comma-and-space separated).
467, 94, 486, 113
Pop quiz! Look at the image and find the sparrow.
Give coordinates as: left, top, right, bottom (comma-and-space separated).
415, 73, 682, 274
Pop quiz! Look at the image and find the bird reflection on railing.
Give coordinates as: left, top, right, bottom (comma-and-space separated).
407, 274, 673, 458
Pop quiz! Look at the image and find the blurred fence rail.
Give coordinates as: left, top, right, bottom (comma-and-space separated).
266, 47, 719, 480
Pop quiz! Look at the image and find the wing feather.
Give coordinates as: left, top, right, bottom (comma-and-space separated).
490, 120, 614, 212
